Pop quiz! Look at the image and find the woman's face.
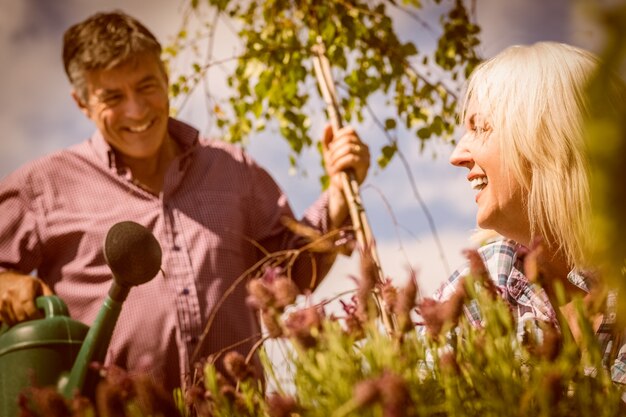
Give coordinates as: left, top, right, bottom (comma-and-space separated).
449, 100, 529, 242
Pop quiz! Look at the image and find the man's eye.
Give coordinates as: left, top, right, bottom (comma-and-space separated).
139, 83, 157, 93
102, 94, 122, 104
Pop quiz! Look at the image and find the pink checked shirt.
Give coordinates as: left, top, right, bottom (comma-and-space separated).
0, 118, 337, 390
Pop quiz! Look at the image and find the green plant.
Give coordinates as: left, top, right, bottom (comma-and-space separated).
18, 251, 625, 416
179, 246, 624, 417
165, 0, 480, 171
584, 2, 626, 322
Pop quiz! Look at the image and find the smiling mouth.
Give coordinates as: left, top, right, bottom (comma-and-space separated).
126, 119, 154, 133
470, 176, 488, 191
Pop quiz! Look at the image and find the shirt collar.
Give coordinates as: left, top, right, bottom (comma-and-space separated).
567, 269, 594, 293
89, 117, 200, 171
512, 242, 595, 294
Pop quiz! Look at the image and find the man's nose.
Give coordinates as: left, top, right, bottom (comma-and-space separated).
124, 93, 148, 118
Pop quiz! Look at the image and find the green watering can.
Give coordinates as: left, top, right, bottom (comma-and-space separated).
0, 221, 162, 416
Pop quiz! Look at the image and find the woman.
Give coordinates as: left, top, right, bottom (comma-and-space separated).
436, 41, 626, 383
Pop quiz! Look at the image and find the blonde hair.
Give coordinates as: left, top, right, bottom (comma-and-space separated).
462, 42, 599, 269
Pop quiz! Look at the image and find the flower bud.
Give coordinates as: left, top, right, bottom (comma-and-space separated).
272, 277, 300, 309
267, 393, 299, 417
247, 278, 275, 310
353, 379, 380, 407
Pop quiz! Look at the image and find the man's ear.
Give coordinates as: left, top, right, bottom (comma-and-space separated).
71, 89, 91, 118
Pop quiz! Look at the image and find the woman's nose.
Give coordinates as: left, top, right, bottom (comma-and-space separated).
449, 134, 473, 167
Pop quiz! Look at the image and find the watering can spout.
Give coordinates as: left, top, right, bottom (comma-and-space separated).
58, 220, 162, 398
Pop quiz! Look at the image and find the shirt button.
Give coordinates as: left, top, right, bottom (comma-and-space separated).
182, 288, 190, 295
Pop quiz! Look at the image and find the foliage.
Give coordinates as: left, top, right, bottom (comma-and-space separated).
21, 240, 599, 417
17, 364, 180, 417
584, 2, 626, 322
18, 243, 626, 417
186, 247, 625, 417
165, 0, 481, 169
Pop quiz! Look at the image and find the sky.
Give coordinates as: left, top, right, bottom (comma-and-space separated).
0, 0, 604, 305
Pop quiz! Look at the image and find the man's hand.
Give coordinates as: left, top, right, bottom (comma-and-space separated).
0, 272, 53, 326
321, 124, 370, 228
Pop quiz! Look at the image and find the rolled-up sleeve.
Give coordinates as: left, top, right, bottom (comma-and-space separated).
0, 168, 43, 275
245, 155, 340, 291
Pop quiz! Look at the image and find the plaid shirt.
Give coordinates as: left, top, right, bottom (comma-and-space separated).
435, 238, 626, 384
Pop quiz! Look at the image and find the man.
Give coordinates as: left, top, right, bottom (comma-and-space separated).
0, 11, 369, 391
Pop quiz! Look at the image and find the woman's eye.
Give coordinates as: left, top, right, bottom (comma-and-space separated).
466, 114, 490, 136
474, 124, 490, 135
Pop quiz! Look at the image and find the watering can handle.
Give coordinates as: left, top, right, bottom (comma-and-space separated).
0, 295, 69, 336
36, 295, 70, 318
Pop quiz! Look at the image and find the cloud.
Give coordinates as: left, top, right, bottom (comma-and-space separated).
0, 1, 82, 176
475, 0, 572, 57
0, 1, 26, 48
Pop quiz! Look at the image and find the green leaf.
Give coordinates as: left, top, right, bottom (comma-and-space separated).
377, 143, 397, 168
417, 126, 431, 140
384, 118, 397, 130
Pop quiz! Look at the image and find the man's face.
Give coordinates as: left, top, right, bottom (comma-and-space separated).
74, 53, 170, 161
